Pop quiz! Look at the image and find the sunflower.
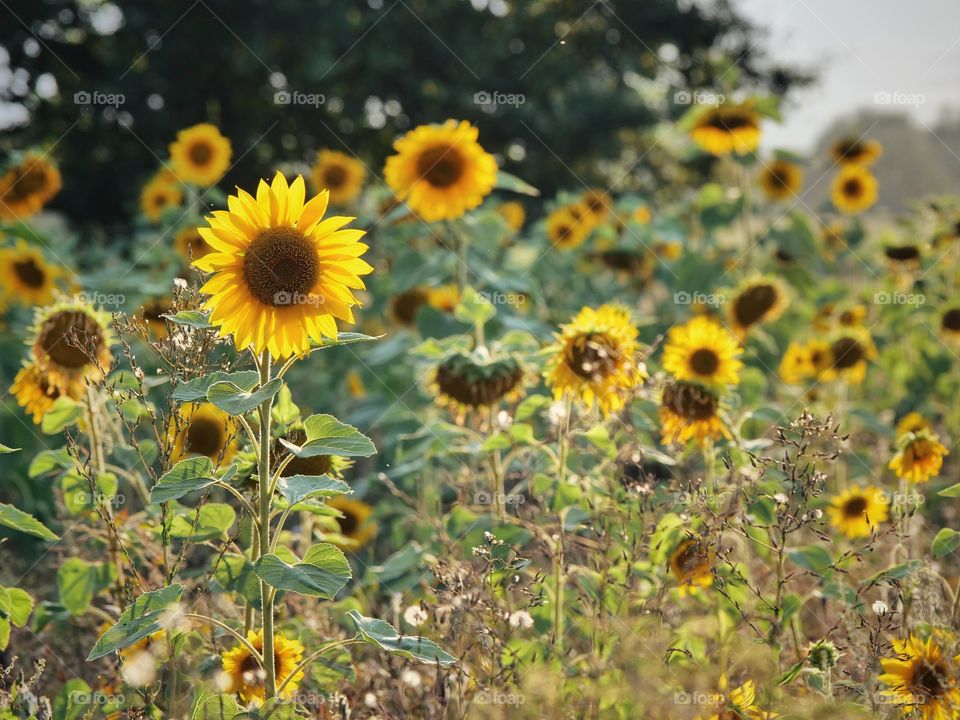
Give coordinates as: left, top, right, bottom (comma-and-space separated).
384, 120, 497, 222
434, 351, 524, 410
10, 362, 61, 424
831, 165, 878, 215
829, 137, 883, 167
136, 298, 173, 340
427, 284, 461, 314
690, 104, 761, 156
30, 298, 114, 397
496, 201, 526, 233
659, 381, 729, 446
879, 635, 960, 720
325, 496, 377, 550
663, 316, 743, 387
827, 486, 889, 539
546, 204, 594, 250
699, 676, 761, 720
0, 240, 61, 306
897, 412, 932, 438
174, 226, 215, 263
632, 206, 652, 224
140, 174, 183, 222
274, 429, 353, 479
837, 305, 867, 328
168, 403, 239, 465
728, 277, 789, 336
545, 305, 644, 415
580, 189, 612, 222
884, 244, 922, 270
389, 287, 430, 327
778, 341, 816, 385
221, 630, 304, 704
310, 150, 366, 205
759, 160, 803, 201
669, 538, 713, 596
169, 123, 232, 187
193, 172, 373, 359
596, 248, 654, 280
823, 330, 876, 384
889, 431, 948, 484
940, 308, 960, 343
0, 152, 62, 221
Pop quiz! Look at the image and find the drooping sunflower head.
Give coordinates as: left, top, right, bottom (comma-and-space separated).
30, 298, 114, 398
221, 630, 304, 704
728, 277, 789, 336
433, 351, 525, 411
0, 240, 62, 306
884, 244, 922, 270
326, 496, 377, 550
823, 330, 876, 384
827, 486, 889, 539
829, 137, 883, 167
193, 172, 373, 358
759, 159, 803, 201
384, 120, 498, 222
663, 315, 743, 387
168, 403, 239, 465
659, 381, 728, 446
940, 307, 960, 342
0, 152, 62, 221
310, 150, 366, 205
136, 297, 173, 340
669, 538, 713, 596
879, 635, 960, 720
831, 165, 878, 215
11, 362, 61, 424
889, 430, 949, 484
140, 172, 184, 222
174, 226, 215, 264
496, 201, 526, 233
169, 123, 232, 187
690, 104, 761, 156
546, 304, 644, 415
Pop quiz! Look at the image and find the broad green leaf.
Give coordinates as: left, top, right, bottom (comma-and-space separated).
271, 384, 300, 427
212, 554, 261, 607
62, 470, 118, 515
495, 170, 540, 197
152, 456, 217, 503
58, 558, 99, 616
788, 545, 833, 573
276, 474, 351, 505
208, 377, 284, 415
933, 528, 960, 558
162, 310, 213, 329
0, 587, 33, 627
169, 503, 237, 541
279, 414, 375, 458
347, 610, 456, 665
0, 617, 8, 650
41, 396, 83, 434
453, 286, 495, 327
254, 543, 351, 599
509, 423, 535, 445
0, 502, 59, 541
173, 370, 260, 402
87, 584, 183, 660
53, 678, 92, 720
515, 394, 550, 422
29, 447, 74, 477
191, 692, 242, 720
481, 433, 511, 452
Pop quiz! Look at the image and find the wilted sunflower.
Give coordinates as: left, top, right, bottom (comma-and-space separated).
174, 226, 214, 263
659, 381, 728, 446
940, 308, 960, 343
829, 137, 883, 167
546, 304, 644, 415
194, 172, 372, 358
140, 173, 183, 222
169, 403, 239, 465
169, 123, 232, 187
10, 362, 61, 424
831, 165, 878, 215
30, 298, 113, 397
897, 412, 932, 438
0, 240, 61, 306
823, 330, 876, 384
136, 298, 173, 340
496, 201, 526, 233
669, 538, 713, 596
827, 486, 889, 539
728, 277, 789, 336
434, 351, 524, 410
879, 635, 960, 720
384, 120, 497, 222
889, 430, 948, 484
759, 159, 803, 201
0, 152, 62, 221
546, 203, 594, 250
326, 496, 377, 550
663, 316, 743, 387
221, 630, 304, 704
690, 104, 761, 156
310, 150, 366, 205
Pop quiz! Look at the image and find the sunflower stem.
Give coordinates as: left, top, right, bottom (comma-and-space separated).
256, 349, 277, 699
551, 529, 565, 655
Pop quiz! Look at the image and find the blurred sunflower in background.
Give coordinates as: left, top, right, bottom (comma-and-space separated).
889, 430, 948, 484
669, 538, 713, 596
659, 381, 728, 445
434, 351, 524, 411
174, 226, 214, 263
136, 297, 173, 340
310, 150, 366, 205
831, 165, 878, 215
140, 172, 183, 222
326, 496, 377, 550
546, 204, 594, 250
384, 120, 497, 222
169, 402, 239, 464
896, 412, 932, 437
0, 152, 62, 221
940, 308, 960, 343
0, 240, 62, 306
169, 123, 232, 187
580, 188, 612, 223
823, 329, 876, 384
426, 284, 461, 314
878, 635, 960, 720
728, 276, 789, 336
194, 172, 372, 358
827, 486, 889, 539
690, 104, 761, 156
663, 316, 743, 387
700, 676, 761, 720
829, 137, 883, 167
389, 286, 430, 328
883, 243, 922, 272
30, 298, 113, 397
496, 201, 526, 233
10, 362, 61, 424
546, 304, 644, 415
758, 159, 803, 201
220, 630, 304, 704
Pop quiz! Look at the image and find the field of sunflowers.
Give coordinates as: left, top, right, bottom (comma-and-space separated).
3, 3, 960, 720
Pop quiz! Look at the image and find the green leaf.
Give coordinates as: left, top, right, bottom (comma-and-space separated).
279, 414, 376, 458
58, 558, 99, 616
163, 310, 213, 329
933, 528, 960, 558
87, 584, 183, 660
191, 693, 242, 720
271, 384, 300, 428
495, 170, 540, 197
53, 678, 92, 720
152, 456, 218, 503
347, 610, 456, 665
939, 483, 960, 498
169, 503, 237, 541
788, 545, 833, 573
172, 371, 260, 402
276, 474, 351, 505
254, 543, 351, 599
29, 447, 74, 477
0, 502, 59, 541
515, 394, 550, 422
41, 396, 84, 434
0, 443, 19, 454
509, 423, 535, 445
0, 587, 33, 627
208, 377, 284, 415
582, 424, 616, 457
61, 470, 118, 515
212, 554, 261, 607
481, 433, 511, 452
453, 286, 495, 327
310, 331, 382, 350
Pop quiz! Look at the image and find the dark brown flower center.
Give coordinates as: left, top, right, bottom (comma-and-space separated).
7, 165, 49, 200
188, 141, 213, 166
768, 167, 791, 189
185, 416, 225, 458
391, 288, 428, 326
942, 308, 960, 332
242, 227, 320, 306
337, 508, 359, 536
836, 141, 866, 161
842, 495, 868, 517
689, 348, 720, 376
831, 337, 864, 369
323, 164, 348, 189
733, 284, 777, 327
39, 310, 102, 369
673, 540, 708, 575
884, 245, 920, 262
705, 110, 753, 131
567, 333, 619, 380
416, 145, 464, 188
842, 178, 863, 197
13, 258, 45, 288
663, 382, 719, 421
913, 661, 948, 699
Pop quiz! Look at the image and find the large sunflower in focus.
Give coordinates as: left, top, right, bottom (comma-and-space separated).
384, 120, 497, 222
11, 362, 61, 424
663, 316, 743, 387
169, 403, 239, 465
827, 486, 889, 539
659, 381, 728, 446
879, 635, 960, 720
169, 124, 232, 187
221, 630, 304, 704
0, 240, 61, 306
690, 104, 761, 156
194, 172, 373, 358
831, 165, 878, 215
759, 159, 803, 201
0, 152, 62, 221
30, 298, 114, 397
546, 305, 644, 415
310, 150, 366, 205
829, 137, 883, 167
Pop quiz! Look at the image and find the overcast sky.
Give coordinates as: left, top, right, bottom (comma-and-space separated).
733, 0, 960, 151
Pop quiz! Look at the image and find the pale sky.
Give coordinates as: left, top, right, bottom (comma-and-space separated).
733, 0, 960, 152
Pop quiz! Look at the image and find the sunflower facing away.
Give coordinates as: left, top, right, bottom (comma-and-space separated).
546, 204, 595, 250
193, 172, 373, 358
759, 159, 803, 201
310, 150, 366, 205
140, 172, 184, 222
546, 304, 644, 416
670, 538, 713, 596
889, 430, 948, 484
690, 104, 762, 156
827, 486, 889, 539
384, 120, 498, 222
831, 165, 878, 215
0, 152, 62, 221
169, 124, 232, 187
879, 635, 960, 720
30, 298, 114, 398
829, 137, 883, 167
326, 496, 377, 550
221, 630, 304, 704
659, 381, 729, 446
434, 351, 525, 411
663, 316, 743, 387
11, 362, 61, 424
174, 226, 215, 263
168, 403, 239, 465
728, 277, 789, 336
0, 240, 61, 306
